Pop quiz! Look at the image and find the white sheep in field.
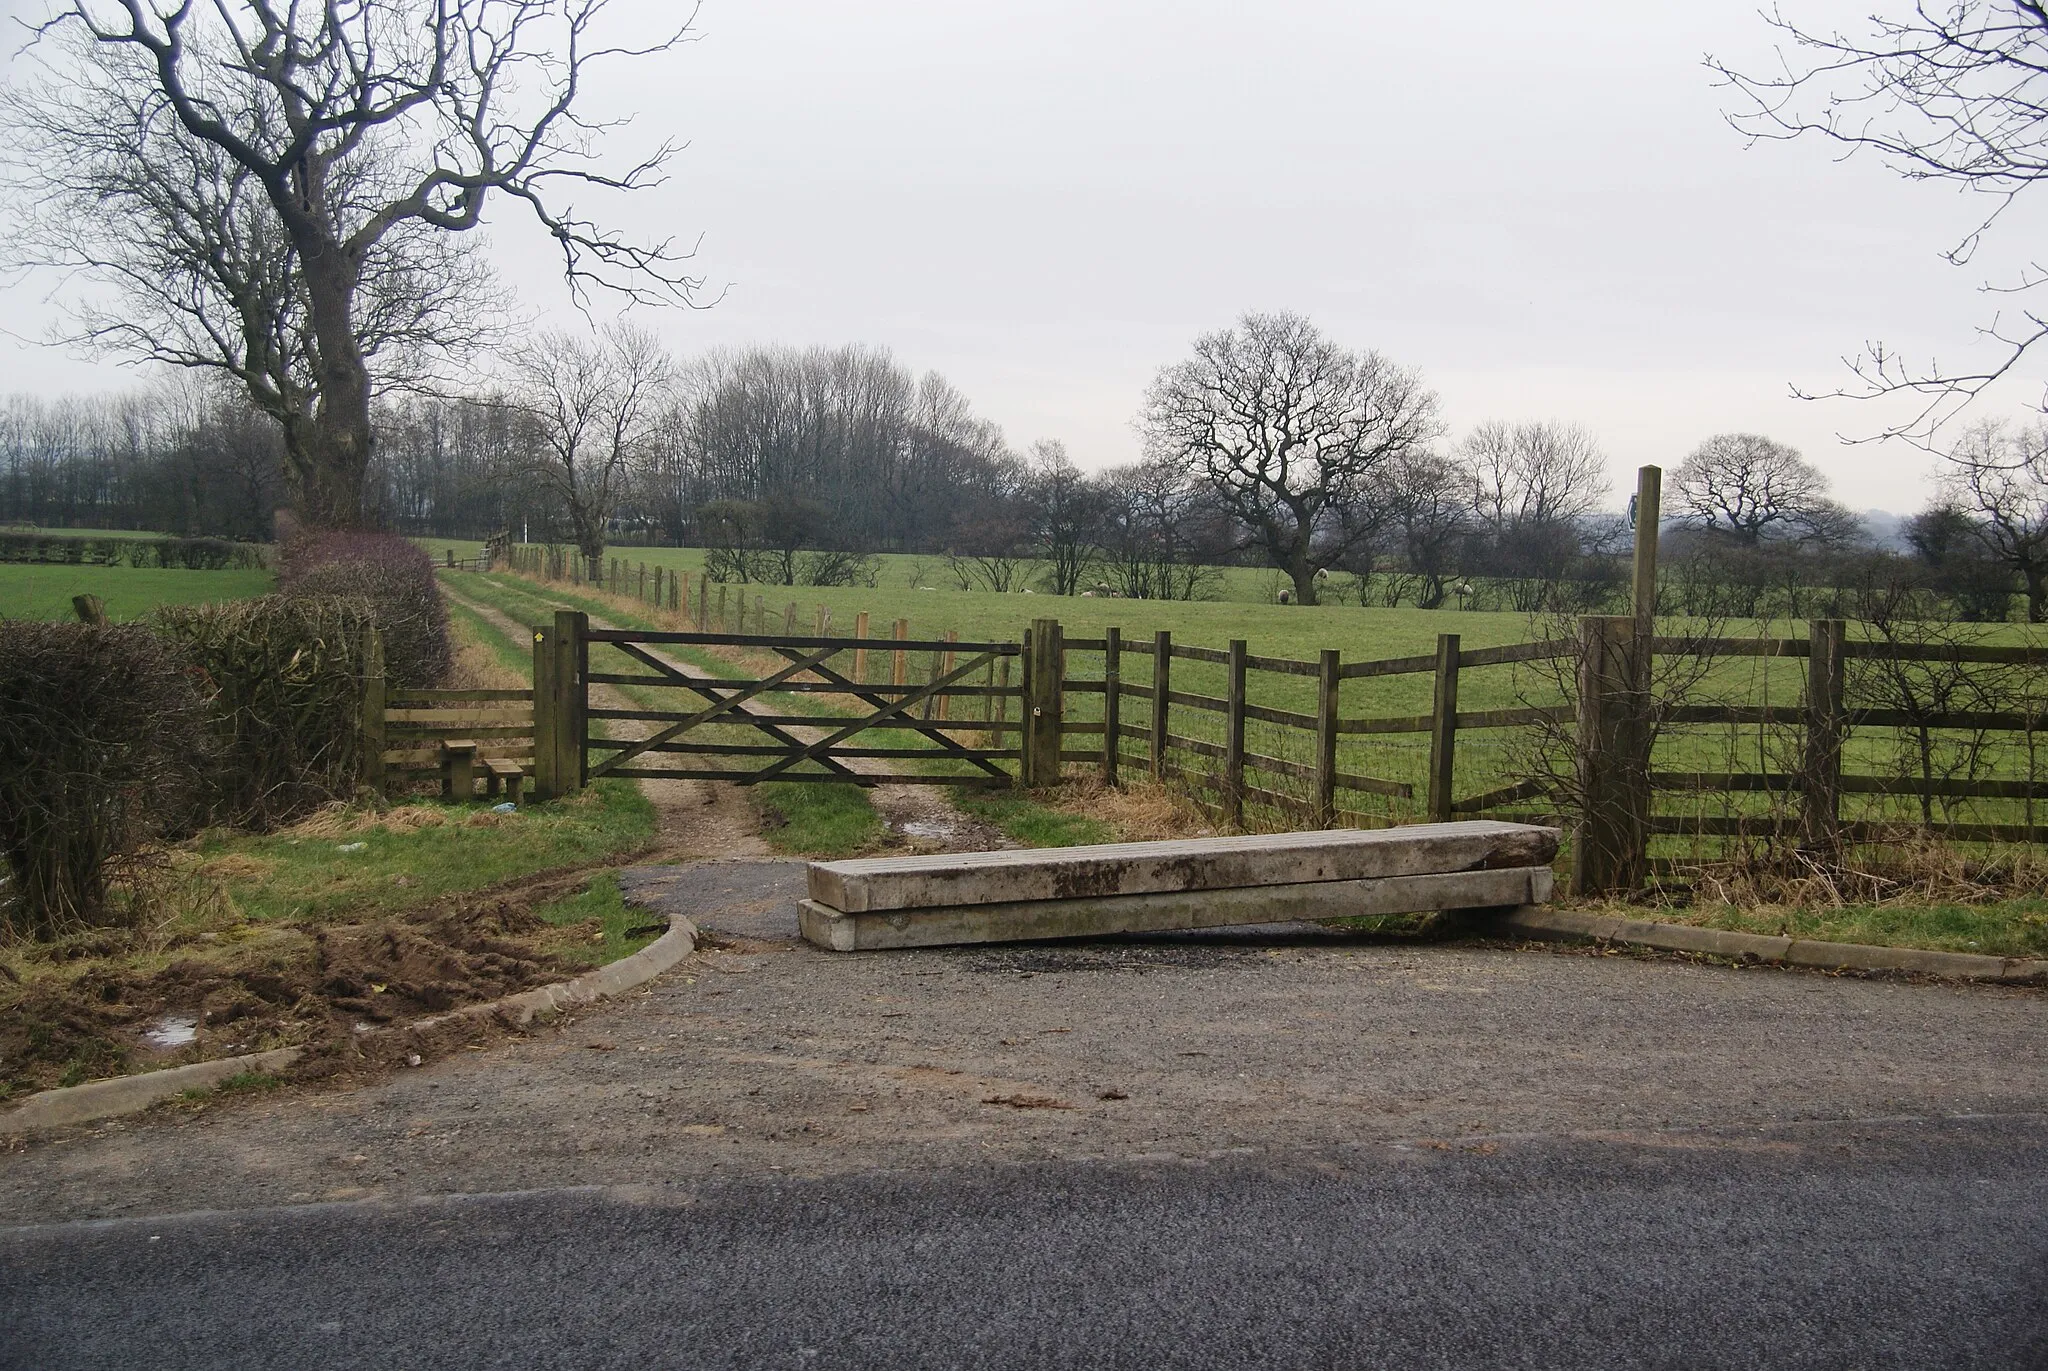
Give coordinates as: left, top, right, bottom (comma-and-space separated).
1277, 588, 1293, 605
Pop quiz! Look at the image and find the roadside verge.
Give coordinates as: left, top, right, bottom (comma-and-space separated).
1, 904, 700, 1135
1501, 906, 2048, 984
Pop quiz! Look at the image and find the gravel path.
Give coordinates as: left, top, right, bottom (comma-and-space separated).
4, 860, 2042, 1225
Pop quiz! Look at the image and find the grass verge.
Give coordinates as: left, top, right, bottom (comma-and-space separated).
196, 782, 657, 924
1590, 896, 2048, 961
534, 872, 669, 966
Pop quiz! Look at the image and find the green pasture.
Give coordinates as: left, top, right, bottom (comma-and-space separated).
0, 562, 273, 621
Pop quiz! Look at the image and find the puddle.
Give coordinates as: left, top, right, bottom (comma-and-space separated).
145, 1016, 198, 1050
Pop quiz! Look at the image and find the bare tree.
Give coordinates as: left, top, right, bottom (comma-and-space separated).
1094, 458, 1225, 601
1710, 5, 2048, 437
1940, 419, 2048, 620
4, 1, 704, 529
4, 42, 500, 525
1140, 311, 1440, 606
1024, 441, 1101, 596
1385, 449, 1472, 609
1459, 420, 1611, 610
1671, 434, 1857, 547
509, 323, 672, 578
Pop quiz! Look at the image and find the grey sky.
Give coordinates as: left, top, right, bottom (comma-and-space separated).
5, 0, 2042, 511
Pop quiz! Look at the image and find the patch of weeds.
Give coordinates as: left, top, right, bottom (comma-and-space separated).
196, 780, 658, 923
216, 1069, 284, 1093
535, 872, 667, 966
957, 789, 1114, 848
756, 782, 885, 857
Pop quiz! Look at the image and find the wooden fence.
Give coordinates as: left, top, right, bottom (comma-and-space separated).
1038, 613, 2048, 895
360, 628, 535, 796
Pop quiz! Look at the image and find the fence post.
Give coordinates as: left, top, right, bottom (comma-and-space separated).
360, 625, 387, 796
1151, 630, 1171, 780
1316, 648, 1339, 826
940, 629, 958, 722
1804, 618, 1847, 854
70, 593, 107, 625
696, 575, 709, 630
1426, 633, 1461, 822
533, 623, 559, 801
1225, 639, 1247, 828
892, 618, 910, 687
1571, 614, 1648, 896
1023, 617, 1064, 787
854, 611, 870, 681
1102, 628, 1122, 785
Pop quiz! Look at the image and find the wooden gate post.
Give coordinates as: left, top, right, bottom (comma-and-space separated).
1571, 614, 1649, 896
892, 619, 910, 687
1803, 618, 1847, 854
535, 611, 586, 800
1102, 627, 1122, 786
1022, 617, 1064, 787
854, 611, 871, 682
1315, 648, 1340, 826
1151, 630, 1171, 780
1426, 633, 1461, 822
532, 622, 559, 801
1224, 639, 1248, 827
360, 626, 387, 796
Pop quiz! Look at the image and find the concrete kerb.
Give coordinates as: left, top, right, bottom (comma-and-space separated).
1500, 906, 2048, 985
0, 908, 700, 1137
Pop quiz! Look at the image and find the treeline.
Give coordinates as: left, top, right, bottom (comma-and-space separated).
8, 323, 2047, 622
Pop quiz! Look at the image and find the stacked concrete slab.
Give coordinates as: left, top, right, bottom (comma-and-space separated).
798, 819, 1559, 951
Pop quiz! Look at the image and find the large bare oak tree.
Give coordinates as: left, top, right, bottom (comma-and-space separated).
1140, 311, 1441, 606
5, 1, 703, 528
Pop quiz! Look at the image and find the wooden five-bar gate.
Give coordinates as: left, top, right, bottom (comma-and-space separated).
527, 611, 1061, 794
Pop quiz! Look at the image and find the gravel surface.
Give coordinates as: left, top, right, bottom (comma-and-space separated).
3, 860, 2043, 1226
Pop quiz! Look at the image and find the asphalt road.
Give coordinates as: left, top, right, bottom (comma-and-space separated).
7, 1113, 2045, 1370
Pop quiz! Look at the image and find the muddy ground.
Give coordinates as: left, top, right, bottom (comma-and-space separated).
4, 858, 2044, 1226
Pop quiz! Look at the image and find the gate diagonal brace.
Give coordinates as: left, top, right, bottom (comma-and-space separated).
601, 640, 861, 780
772, 646, 1011, 781
589, 643, 844, 778
749, 649, 1003, 785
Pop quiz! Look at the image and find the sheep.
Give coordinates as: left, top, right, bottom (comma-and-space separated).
1277, 588, 1293, 605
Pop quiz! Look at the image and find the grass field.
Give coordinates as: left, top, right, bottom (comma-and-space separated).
0, 562, 273, 621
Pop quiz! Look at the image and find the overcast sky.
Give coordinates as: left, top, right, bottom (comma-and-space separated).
6, 0, 2045, 512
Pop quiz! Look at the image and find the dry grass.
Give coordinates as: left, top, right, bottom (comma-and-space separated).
1659, 834, 2048, 913
1047, 773, 1217, 842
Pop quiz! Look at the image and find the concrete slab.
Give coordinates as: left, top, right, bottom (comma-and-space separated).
806, 821, 1559, 913
800, 866, 1554, 951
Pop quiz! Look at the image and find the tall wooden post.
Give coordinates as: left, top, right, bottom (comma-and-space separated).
1151, 630, 1171, 780
1103, 627, 1122, 786
1023, 617, 1064, 787
1426, 633, 1461, 822
696, 575, 709, 630
533, 623, 559, 801
1804, 618, 1847, 854
1315, 648, 1340, 826
716, 584, 728, 631
360, 625, 387, 796
1571, 615, 1648, 895
1224, 639, 1248, 828
854, 611, 871, 682
1632, 464, 1662, 629
892, 619, 910, 687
